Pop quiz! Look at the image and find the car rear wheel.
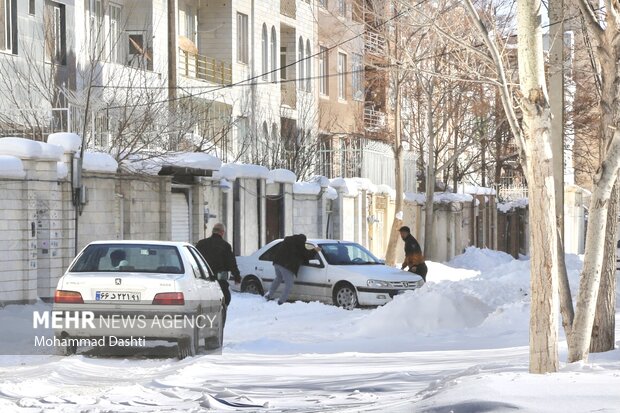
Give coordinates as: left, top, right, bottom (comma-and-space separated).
177, 326, 199, 359
241, 276, 264, 295
334, 283, 358, 310
205, 310, 224, 351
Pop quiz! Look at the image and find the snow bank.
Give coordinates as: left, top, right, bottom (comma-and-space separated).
293, 182, 321, 196
162, 152, 221, 171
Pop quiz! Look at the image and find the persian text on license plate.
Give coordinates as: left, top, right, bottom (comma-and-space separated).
95, 291, 141, 301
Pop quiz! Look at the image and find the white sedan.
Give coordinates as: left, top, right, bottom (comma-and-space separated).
53, 240, 224, 359
234, 239, 424, 309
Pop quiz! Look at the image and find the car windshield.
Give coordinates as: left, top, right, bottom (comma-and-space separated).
319, 243, 382, 265
70, 244, 184, 274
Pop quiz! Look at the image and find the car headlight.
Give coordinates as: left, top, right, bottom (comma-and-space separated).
367, 279, 390, 288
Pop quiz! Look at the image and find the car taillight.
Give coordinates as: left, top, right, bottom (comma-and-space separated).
54, 290, 84, 304
152, 292, 185, 305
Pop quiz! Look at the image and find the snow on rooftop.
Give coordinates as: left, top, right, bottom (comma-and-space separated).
47, 132, 81, 153
268, 169, 297, 184
83, 152, 118, 173
0, 155, 25, 178
497, 198, 529, 213
0, 137, 63, 161
219, 163, 270, 180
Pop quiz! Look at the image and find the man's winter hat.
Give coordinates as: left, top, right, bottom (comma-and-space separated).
398, 226, 411, 233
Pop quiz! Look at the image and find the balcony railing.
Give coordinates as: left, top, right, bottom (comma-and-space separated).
364, 108, 386, 130
365, 31, 386, 56
281, 81, 297, 109
280, 0, 296, 19
178, 48, 232, 85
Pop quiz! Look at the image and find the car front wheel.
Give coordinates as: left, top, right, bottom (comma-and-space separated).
241, 276, 264, 295
334, 283, 358, 310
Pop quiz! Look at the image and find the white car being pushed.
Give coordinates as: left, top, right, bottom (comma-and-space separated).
53, 241, 224, 359
233, 239, 424, 309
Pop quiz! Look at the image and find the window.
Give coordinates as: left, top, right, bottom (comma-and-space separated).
184, 7, 196, 42
0, 0, 16, 53
280, 46, 287, 80
109, 3, 122, 64
352, 53, 363, 100
261, 24, 268, 80
306, 40, 311, 92
338, 52, 347, 100
298, 37, 304, 91
337, 0, 345, 16
237, 116, 249, 146
128, 32, 145, 67
93, 0, 104, 57
46, 1, 66, 65
237, 12, 248, 63
259, 242, 282, 261
29, 0, 35, 15
319, 46, 328, 96
271, 26, 277, 82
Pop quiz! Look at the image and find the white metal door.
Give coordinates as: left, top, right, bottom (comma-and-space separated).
171, 192, 190, 242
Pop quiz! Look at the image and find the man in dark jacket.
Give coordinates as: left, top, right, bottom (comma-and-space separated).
399, 226, 428, 281
196, 223, 241, 323
264, 234, 321, 305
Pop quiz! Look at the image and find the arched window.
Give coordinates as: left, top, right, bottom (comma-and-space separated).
271, 26, 277, 82
298, 37, 304, 90
306, 39, 312, 92
262, 24, 268, 80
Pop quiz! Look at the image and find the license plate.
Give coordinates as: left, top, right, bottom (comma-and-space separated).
95, 291, 141, 301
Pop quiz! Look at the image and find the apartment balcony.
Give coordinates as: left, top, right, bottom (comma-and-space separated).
280, 0, 296, 19
365, 31, 386, 56
178, 48, 232, 85
364, 108, 386, 131
281, 81, 297, 109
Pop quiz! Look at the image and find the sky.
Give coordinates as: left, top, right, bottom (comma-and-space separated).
0, 247, 618, 412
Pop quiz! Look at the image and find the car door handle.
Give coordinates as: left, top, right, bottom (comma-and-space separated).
255, 266, 263, 272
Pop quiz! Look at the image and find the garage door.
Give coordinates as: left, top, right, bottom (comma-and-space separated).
171, 192, 190, 242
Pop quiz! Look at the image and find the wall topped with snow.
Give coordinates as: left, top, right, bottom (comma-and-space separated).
0, 137, 63, 161
83, 152, 118, 173
268, 169, 297, 184
460, 184, 496, 196
47, 133, 81, 153
405, 192, 474, 204
497, 198, 529, 213
0, 155, 26, 178
218, 163, 270, 180
162, 152, 221, 171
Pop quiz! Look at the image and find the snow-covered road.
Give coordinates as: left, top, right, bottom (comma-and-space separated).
0, 248, 618, 412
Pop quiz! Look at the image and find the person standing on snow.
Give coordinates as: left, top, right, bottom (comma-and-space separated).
264, 234, 321, 305
196, 223, 241, 325
399, 226, 428, 282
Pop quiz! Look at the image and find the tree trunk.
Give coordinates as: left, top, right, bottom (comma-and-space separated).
384, 74, 404, 266
568, 133, 620, 362
589, 180, 619, 352
517, 0, 560, 374
424, 82, 436, 257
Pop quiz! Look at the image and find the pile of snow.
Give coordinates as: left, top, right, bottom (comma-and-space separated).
47, 133, 81, 153
267, 169, 296, 184
460, 184, 496, 195
82, 152, 118, 173
0, 137, 63, 161
162, 152, 221, 171
218, 163, 270, 180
